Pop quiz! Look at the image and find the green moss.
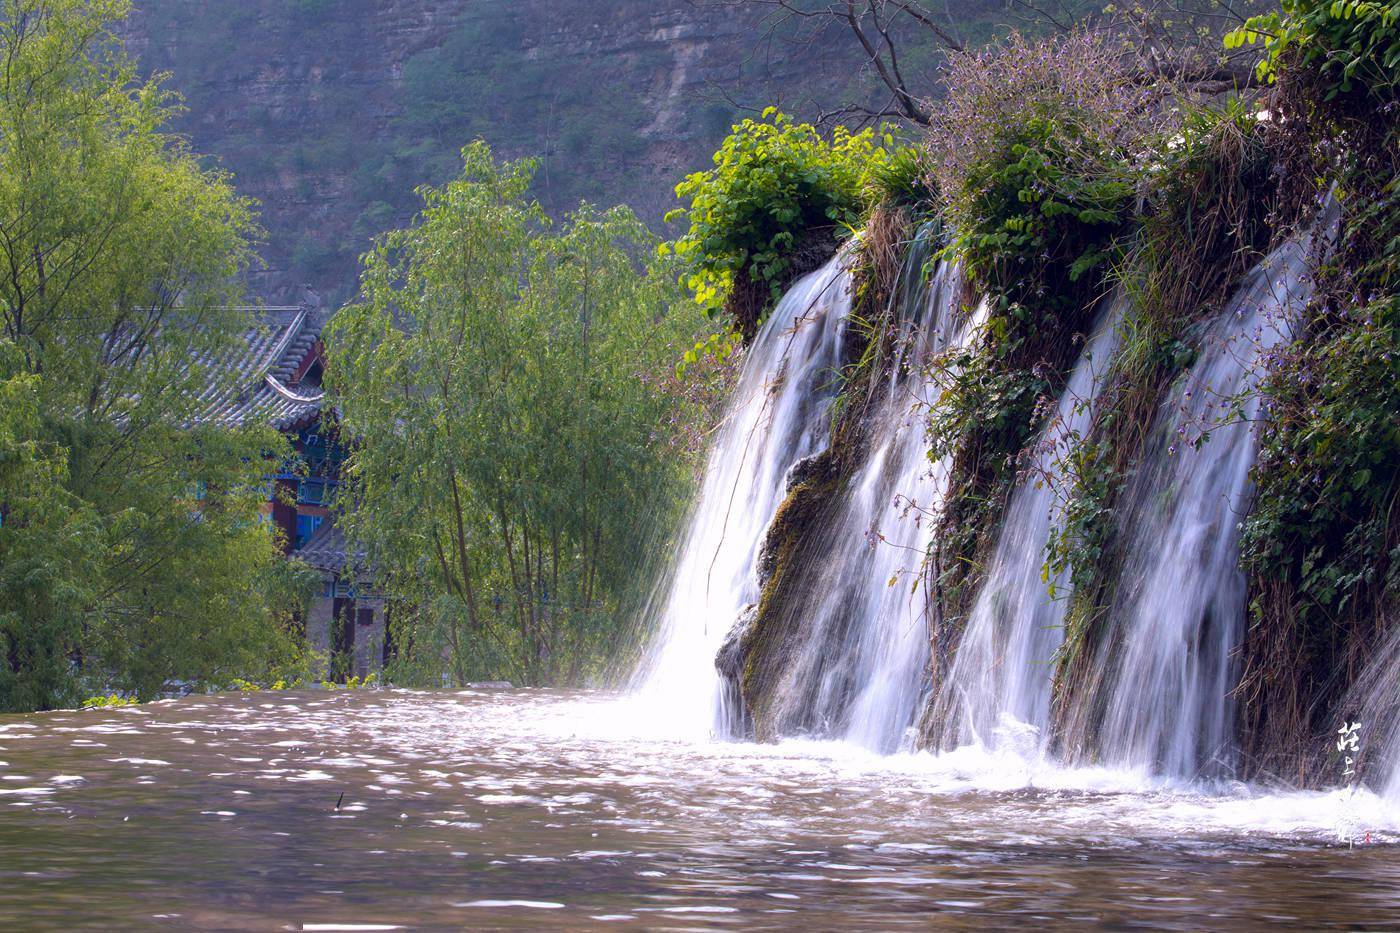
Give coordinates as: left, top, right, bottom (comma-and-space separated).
739, 454, 844, 739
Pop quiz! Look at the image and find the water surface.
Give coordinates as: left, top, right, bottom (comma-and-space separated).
1, 689, 1397, 929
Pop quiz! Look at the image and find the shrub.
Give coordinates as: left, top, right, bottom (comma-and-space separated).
1237, 0, 1400, 632
663, 109, 890, 338
1228, 0, 1400, 99
1245, 302, 1400, 619
329, 142, 716, 688
928, 30, 1162, 307
1228, 0, 1399, 777
81, 694, 137, 709
1043, 98, 1275, 602
863, 142, 937, 210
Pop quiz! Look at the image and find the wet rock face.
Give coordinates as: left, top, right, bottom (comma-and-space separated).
734, 448, 850, 741
716, 603, 756, 684
120, 1, 876, 305
720, 452, 844, 741
714, 603, 757, 739
753, 452, 831, 588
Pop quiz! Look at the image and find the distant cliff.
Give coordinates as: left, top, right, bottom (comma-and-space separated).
123, 0, 891, 304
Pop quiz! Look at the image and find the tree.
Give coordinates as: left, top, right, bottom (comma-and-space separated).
328, 142, 715, 687
717, 0, 972, 125
0, 343, 98, 709
0, 0, 307, 708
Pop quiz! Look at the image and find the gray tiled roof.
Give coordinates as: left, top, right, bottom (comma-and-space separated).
297, 517, 355, 573
191, 306, 327, 430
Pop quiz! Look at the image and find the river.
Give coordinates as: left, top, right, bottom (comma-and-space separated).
1, 688, 1397, 929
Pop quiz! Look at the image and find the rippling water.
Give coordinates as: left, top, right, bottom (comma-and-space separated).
2, 689, 1398, 929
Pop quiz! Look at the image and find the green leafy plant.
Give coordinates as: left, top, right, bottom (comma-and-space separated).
1226, 0, 1399, 777
1043, 97, 1273, 621
663, 109, 889, 338
328, 142, 716, 688
1227, 0, 1400, 97
0, 0, 309, 711
81, 694, 137, 709
921, 31, 1168, 627
862, 142, 937, 210
928, 31, 1161, 307
321, 672, 378, 691
1245, 304, 1400, 616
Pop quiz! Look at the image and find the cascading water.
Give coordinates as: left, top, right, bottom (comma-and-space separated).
633, 256, 851, 739
760, 243, 974, 752
931, 296, 1125, 756
1070, 238, 1314, 780
633, 218, 1339, 795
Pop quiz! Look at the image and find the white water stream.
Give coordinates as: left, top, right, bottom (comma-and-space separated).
630, 221, 1400, 837
1080, 238, 1311, 780
932, 295, 1125, 755
763, 247, 975, 752
632, 257, 850, 739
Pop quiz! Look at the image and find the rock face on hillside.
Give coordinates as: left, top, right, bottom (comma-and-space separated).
122, 0, 879, 304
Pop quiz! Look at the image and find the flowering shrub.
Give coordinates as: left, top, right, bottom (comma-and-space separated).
928, 31, 1161, 307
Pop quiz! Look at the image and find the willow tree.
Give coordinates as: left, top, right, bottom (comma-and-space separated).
0, 0, 306, 708
328, 142, 713, 687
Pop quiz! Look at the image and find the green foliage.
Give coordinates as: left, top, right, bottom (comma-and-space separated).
81, 694, 137, 709
862, 142, 937, 211
328, 141, 717, 687
1227, 0, 1399, 770
321, 672, 377, 691
929, 31, 1158, 307
1044, 98, 1273, 607
0, 0, 308, 710
1237, 0, 1399, 632
0, 342, 96, 711
1245, 300, 1400, 616
948, 117, 1135, 299
926, 346, 1048, 469
663, 109, 891, 323
1227, 0, 1400, 97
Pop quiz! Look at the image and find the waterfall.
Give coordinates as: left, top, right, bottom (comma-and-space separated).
632, 256, 851, 739
629, 216, 1337, 794
931, 296, 1125, 756
1073, 238, 1313, 780
762, 245, 975, 752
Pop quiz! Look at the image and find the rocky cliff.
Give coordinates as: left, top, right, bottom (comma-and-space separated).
123, 0, 887, 304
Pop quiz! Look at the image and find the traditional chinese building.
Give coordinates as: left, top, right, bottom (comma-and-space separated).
199, 304, 386, 680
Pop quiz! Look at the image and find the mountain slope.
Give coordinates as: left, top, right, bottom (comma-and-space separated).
124, 0, 914, 304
